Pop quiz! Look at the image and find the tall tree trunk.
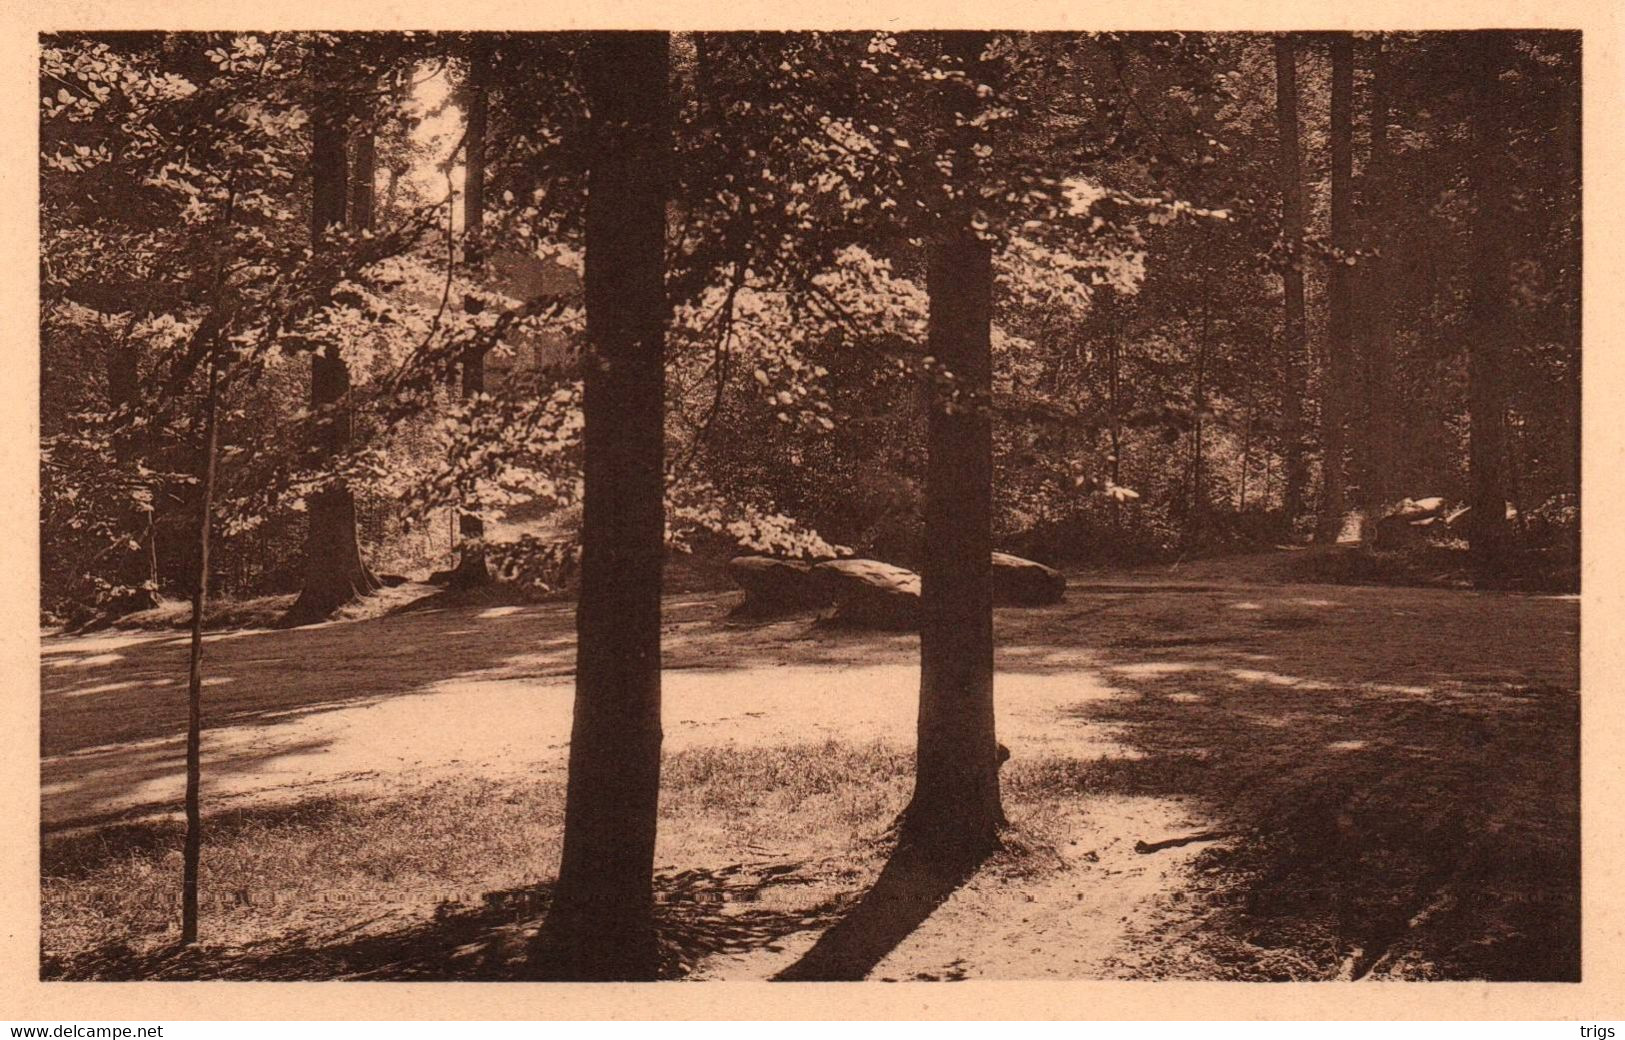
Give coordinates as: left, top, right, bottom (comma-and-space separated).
1187, 278, 1212, 548
1463, 32, 1515, 575
1317, 32, 1355, 544
1274, 34, 1309, 531
101, 316, 161, 616
1358, 34, 1398, 539
450, 38, 492, 588
283, 85, 379, 626
1239, 383, 1254, 513
1555, 35, 1581, 562
900, 30, 1006, 861
180, 359, 220, 946
533, 31, 669, 981
350, 118, 376, 233
1101, 293, 1124, 531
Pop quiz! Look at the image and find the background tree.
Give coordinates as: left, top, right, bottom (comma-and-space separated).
1274, 33, 1310, 529
282, 61, 384, 625
1316, 32, 1355, 542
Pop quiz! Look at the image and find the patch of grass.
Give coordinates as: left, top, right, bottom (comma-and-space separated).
43, 739, 919, 979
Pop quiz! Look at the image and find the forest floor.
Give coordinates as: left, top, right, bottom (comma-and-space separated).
39, 549, 1580, 981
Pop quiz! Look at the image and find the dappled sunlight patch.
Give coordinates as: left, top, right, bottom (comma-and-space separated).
1228, 601, 1263, 611
203, 628, 277, 643
40, 632, 174, 656
1368, 682, 1435, 697
1325, 739, 1368, 752
1227, 667, 1334, 691
1167, 692, 1204, 704
476, 606, 528, 619
49, 652, 125, 669
60, 680, 144, 699
997, 646, 1103, 671
1109, 661, 1201, 677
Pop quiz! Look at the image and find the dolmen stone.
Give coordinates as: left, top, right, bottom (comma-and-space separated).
727, 556, 831, 615
813, 558, 921, 630
991, 551, 1066, 605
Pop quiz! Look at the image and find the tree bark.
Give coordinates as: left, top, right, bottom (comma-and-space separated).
1274, 34, 1310, 531
1187, 278, 1212, 548
105, 317, 161, 615
533, 31, 670, 981
1463, 32, 1515, 574
1555, 35, 1581, 562
449, 38, 492, 588
283, 83, 379, 626
350, 116, 376, 233
180, 359, 220, 946
1357, 34, 1399, 537
1317, 32, 1355, 544
900, 30, 1006, 862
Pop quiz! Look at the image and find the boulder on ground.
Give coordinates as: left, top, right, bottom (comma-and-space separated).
991, 552, 1066, 606
1372, 513, 1425, 550
1372, 496, 1461, 549
727, 556, 830, 615
1389, 496, 1447, 522
813, 558, 920, 630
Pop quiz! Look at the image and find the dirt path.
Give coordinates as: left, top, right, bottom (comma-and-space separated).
40, 566, 1580, 980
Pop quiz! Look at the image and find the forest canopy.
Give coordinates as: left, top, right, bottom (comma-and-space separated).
39, 30, 1580, 628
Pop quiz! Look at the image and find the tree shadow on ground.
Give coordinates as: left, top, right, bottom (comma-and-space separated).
46, 861, 848, 981
771, 842, 986, 981
1031, 658, 1580, 981
42, 575, 1580, 980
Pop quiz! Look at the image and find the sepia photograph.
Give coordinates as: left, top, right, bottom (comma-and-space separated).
31, 23, 1588, 999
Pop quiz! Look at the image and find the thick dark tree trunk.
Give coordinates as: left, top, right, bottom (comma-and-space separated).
449, 39, 492, 589
180, 360, 220, 946
532, 31, 669, 982
1317, 32, 1355, 544
284, 86, 379, 626
1555, 36, 1581, 563
1358, 35, 1398, 539
1463, 32, 1515, 574
899, 30, 1006, 863
1274, 34, 1309, 530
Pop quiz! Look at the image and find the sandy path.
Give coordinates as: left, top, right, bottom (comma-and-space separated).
40, 572, 1579, 979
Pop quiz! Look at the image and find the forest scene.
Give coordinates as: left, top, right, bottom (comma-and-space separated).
39, 29, 1580, 983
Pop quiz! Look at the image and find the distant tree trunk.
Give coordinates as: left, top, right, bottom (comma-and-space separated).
1317, 32, 1355, 544
900, 30, 1006, 862
350, 117, 376, 232
533, 31, 669, 982
1463, 32, 1515, 574
1238, 384, 1254, 513
283, 86, 380, 626
1274, 34, 1309, 531
380, 166, 401, 227
180, 359, 220, 946
1186, 283, 1212, 549
1357, 34, 1398, 539
449, 39, 492, 589
105, 316, 160, 615
1101, 293, 1124, 530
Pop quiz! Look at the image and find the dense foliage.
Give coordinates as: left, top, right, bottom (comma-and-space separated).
39, 30, 1580, 624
